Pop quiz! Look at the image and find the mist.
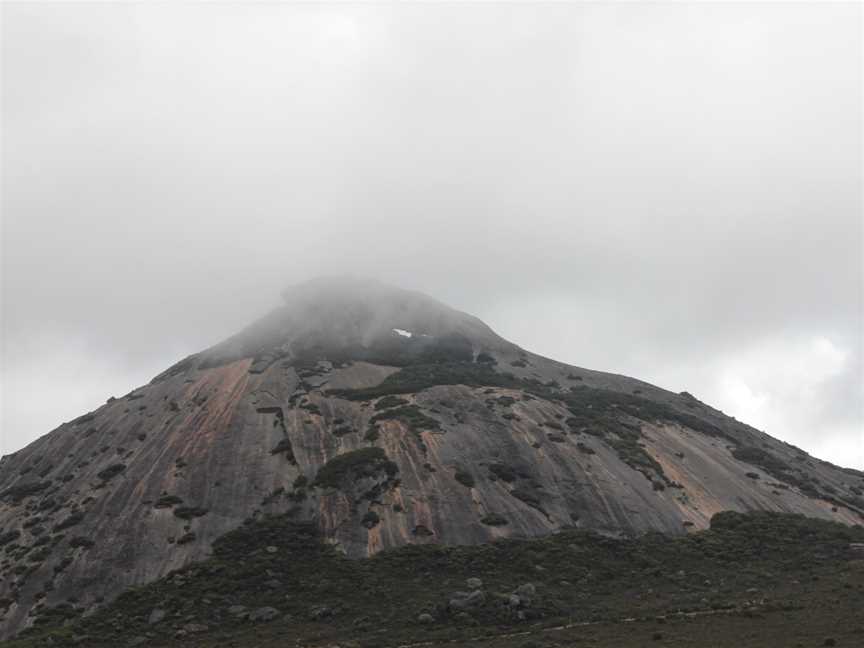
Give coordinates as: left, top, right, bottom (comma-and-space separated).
1, 2, 861, 467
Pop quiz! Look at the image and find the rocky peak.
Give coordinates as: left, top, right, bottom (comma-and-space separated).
159, 277, 514, 379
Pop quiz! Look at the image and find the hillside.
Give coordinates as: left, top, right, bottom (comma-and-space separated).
1, 277, 862, 639
6, 511, 864, 647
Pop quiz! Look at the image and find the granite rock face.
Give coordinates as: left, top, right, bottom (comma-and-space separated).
1, 277, 862, 639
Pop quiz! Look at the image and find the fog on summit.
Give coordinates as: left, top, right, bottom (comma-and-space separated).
1, 3, 861, 467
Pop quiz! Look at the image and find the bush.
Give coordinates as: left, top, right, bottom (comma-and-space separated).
361, 511, 380, 529
54, 511, 85, 532
1, 481, 51, 504
270, 438, 297, 464
313, 448, 399, 489
370, 405, 440, 432
480, 513, 508, 526
97, 464, 126, 482
176, 532, 196, 545
488, 463, 517, 482
454, 470, 475, 488
0, 530, 21, 546
300, 402, 322, 416
329, 362, 515, 401
576, 442, 596, 455
154, 495, 183, 508
732, 446, 789, 473
510, 488, 546, 515
173, 507, 208, 520
69, 537, 95, 549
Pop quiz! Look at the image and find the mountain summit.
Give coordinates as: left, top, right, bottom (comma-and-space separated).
1, 278, 862, 638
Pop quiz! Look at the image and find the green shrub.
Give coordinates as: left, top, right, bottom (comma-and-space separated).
329, 362, 514, 401
270, 438, 297, 464
361, 511, 381, 529
69, 537, 95, 549
480, 513, 508, 526
510, 488, 546, 515
300, 402, 322, 416
732, 446, 789, 473
53, 511, 85, 532
1, 482, 51, 504
173, 507, 208, 520
154, 495, 183, 509
176, 532, 196, 545
313, 448, 399, 489
576, 442, 596, 455
0, 530, 21, 546
488, 463, 517, 482
370, 405, 440, 432
454, 470, 475, 488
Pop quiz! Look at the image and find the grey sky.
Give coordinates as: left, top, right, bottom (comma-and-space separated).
1, 3, 861, 467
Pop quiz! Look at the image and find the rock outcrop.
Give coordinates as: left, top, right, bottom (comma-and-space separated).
1, 277, 862, 639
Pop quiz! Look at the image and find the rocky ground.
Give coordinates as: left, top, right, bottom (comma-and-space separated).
6, 510, 863, 647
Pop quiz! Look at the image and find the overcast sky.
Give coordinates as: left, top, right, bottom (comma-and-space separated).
1, 3, 861, 467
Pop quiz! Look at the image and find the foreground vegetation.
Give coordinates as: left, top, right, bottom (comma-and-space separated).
7, 511, 863, 647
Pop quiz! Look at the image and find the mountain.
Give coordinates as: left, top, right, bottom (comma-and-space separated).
1, 277, 862, 640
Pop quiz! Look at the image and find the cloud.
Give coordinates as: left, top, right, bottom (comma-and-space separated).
1, 3, 861, 465
710, 336, 862, 466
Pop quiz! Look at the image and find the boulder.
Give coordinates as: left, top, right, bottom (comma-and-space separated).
417, 613, 435, 624
449, 589, 485, 610
249, 607, 279, 622
466, 577, 483, 590
309, 605, 333, 620
147, 608, 166, 625
512, 583, 536, 607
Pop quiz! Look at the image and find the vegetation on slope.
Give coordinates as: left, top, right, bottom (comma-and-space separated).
327, 360, 860, 510
312, 447, 399, 490
329, 361, 722, 485
7, 511, 862, 648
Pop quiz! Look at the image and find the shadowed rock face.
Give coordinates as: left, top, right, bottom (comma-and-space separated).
1, 277, 862, 638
